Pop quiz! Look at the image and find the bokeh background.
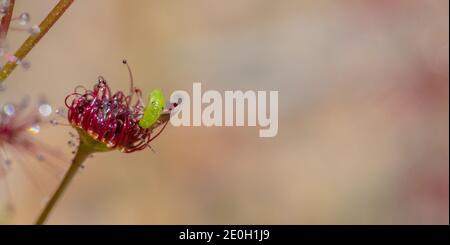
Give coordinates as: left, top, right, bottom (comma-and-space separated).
0, 0, 448, 224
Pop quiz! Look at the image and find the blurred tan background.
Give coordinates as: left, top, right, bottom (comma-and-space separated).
0, 0, 448, 224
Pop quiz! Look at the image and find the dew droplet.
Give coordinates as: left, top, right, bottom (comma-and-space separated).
18, 12, 30, 25
1, 0, 10, 8
27, 123, 40, 134
28, 25, 40, 35
19, 59, 31, 70
38, 103, 52, 117
55, 107, 66, 116
5, 53, 17, 63
3, 103, 15, 116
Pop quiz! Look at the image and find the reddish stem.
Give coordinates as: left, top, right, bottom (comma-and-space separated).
0, 0, 15, 42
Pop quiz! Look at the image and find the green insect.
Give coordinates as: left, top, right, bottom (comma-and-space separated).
139, 89, 165, 129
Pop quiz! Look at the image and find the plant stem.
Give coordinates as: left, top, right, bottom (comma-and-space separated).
35, 141, 93, 225
0, 0, 15, 42
0, 0, 74, 82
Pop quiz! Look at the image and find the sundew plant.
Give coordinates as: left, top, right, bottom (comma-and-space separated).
0, 0, 178, 225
